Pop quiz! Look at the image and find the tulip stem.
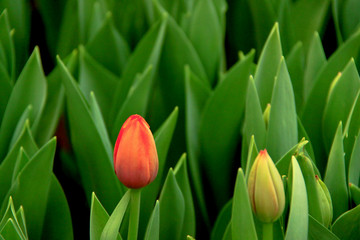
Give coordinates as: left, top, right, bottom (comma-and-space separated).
128, 189, 141, 240
262, 223, 273, 240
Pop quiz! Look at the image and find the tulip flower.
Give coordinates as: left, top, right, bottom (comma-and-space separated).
315, 175, 333, 227
113, 114, 158, 189
248, 149, 285, 223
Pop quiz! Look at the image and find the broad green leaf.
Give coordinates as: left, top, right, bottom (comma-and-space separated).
348, 134, 360, 186
324, 123, 349, 219
86, 2, 106, 41
247, 0, 276, 53
285, 157, 308, 240
174, 154, 195, 239
2, 138, 56, 240
35, 50, 78, 145
112, 66, 154, 139
0, 197, 24, 239
303, 32, 327, 100
184, 66, 211, 228
159, 169, 185, 240
332, 204, 360, 240
222, 222, 232, 240
232, 169, 257, 240
15, 206, 27, 239
254, 23, 283, 109
57, 56, 123, 212
0, 48, 46, 160
349, 184, 360, 205
144, 201, 160, 240
290, 0, 330, 51
86, 13, 130, 76
0, 63, 12, 125
90, 193, 121, 240
267, 58, 298, 161
101, 190, 131, 240
323, 59, 360, 153
79, 46, 119, 126
286, 41, 304, 111
301, 27, 360, 170
243, 76, 266, 150
41, 175, 74, 240
211, 200, 232, 240
308, 215, 339, 240
200, 50, 254, 208
0, 219, 22, 240
297, 116, 316, 162
110, 18, 167, 130
188, 0, 222, 84
0, 121, 38, 205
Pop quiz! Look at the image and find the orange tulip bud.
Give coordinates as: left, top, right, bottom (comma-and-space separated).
114, 115, 158, 189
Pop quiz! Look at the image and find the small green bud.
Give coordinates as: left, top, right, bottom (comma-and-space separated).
315, 175, 333, 227
248, 149, 285, 223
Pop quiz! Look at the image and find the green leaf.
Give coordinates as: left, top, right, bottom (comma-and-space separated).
324, 123, 349, 219
185, 66, 211, 228
349, 184, 360, 205
303, 32, 327, 100
323, 59, 360, 152
144, 201, 160, 240
35, 51, 76, 145
2, 138, 56, 240
232, 169, 257, 240
0, 63, 12, 125
267, 58, 298, 161
211, 200, 232, 240
11, 147, 30, 184
86, 13, 130, 76
297, 116, 316, 162
332, 204, 360, 240
308, 215, 339, 240
41, 175, 74, 240
199, 50, 254, 207
110, 18, 167, 130
0, 121, 38, 205
0, 219, 23, 240
112, 66, 154, 139
79, 46, 119, 126
57, 56, 123, 212
286, 41, 304, 111
188, 0, 222, 84
285, 157, 308, 240
244, 136, 259, 181
247, 0, 276, 53
90, 193, 121, 240
222, 222, 232, 240
0, 10, 15, 81
101, 190, 131, 240
349, 134, 360, 186
0, 47, 46, 160
174, 154, 196, 239
0, 197, 25, 239
9, 105, 32, 149
139, 108, 178, 238
15, 206, 27, 239
301, 27, 360, 169
243, 76, 266, 150
342, 0, 360, 39
159, 169, 185, 240
254, 23, 282, 109
290, 0, 330, 52
344, 91, 360, 164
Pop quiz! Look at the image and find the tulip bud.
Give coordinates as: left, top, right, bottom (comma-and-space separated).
113, 115, 158, 189
248, 149, 285, 223
315, 175, 333, 227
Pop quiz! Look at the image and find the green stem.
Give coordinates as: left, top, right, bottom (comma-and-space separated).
128, 189, 141, 240
262, 223, 273, 240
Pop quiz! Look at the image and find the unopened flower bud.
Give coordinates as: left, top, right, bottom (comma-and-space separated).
315, 175, 333, 227
113, 115, 158, 189
248, 149, 285, 223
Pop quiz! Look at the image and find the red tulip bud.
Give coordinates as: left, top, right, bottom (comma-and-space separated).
113, 115, 158, 189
